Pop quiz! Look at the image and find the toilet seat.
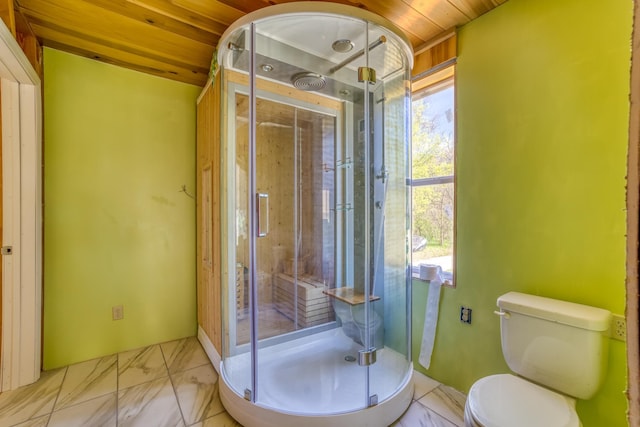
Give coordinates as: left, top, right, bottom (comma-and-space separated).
466, 374, 580, 427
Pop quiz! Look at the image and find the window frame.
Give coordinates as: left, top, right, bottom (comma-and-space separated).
410, 67, 456, 287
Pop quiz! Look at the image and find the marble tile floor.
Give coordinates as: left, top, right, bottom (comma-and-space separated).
0, 337, 466, 427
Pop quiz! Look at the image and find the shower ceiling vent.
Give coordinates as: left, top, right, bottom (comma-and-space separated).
291, 72, 326, 91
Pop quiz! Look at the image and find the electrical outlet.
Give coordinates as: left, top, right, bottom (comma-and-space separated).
611, 314, 626, 341
460, 306, 472, 324
112, 305, 124, 321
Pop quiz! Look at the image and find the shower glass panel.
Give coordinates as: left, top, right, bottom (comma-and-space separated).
366, 23, 413, 401
217, 4, 413, 425
251, 13, 371, 410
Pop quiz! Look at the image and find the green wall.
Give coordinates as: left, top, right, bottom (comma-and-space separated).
43, 48, 201, 369
412, 0, 632, 426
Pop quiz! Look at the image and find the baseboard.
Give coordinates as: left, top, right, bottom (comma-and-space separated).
197, 326, 222, 374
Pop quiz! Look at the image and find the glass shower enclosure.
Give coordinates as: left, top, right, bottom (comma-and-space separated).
216, 4, 414, 426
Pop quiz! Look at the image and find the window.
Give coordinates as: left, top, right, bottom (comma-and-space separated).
411, 72, 455, 285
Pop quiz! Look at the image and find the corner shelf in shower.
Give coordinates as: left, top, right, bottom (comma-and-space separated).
323, 287, 380, 306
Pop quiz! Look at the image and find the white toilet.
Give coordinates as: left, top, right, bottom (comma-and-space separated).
464, 292, 611, 427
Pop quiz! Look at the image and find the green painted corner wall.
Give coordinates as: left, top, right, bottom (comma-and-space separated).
43, 48, 201, 369
412, 0, 632, 426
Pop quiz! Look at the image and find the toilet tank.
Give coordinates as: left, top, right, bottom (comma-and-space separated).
497, 292, 611, 400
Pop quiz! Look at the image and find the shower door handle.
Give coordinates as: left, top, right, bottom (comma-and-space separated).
257, 193, 269, 237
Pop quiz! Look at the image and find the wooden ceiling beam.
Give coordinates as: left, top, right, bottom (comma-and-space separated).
212, 0, 274, 15
445, 0, 488, 19
171, 0, 245, 26
17, 0, 213, 70
445, 0, 506, 20
402, 0, 470, 31
127, 0, 233, 34
22, 11, 212, 74
34, 24, 208, 86
82, 0, 222, 45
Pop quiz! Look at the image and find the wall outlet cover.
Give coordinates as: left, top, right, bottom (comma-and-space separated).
611, 314, 626, 341
460, 306, 472, 324
112, 305, 124, 321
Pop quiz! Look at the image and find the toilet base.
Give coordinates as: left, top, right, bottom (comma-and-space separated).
463, 399, 482, 427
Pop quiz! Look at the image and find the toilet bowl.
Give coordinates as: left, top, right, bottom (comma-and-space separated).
463, 292, 610, 427
332, 299, 383, 347
464, 374, 581, 427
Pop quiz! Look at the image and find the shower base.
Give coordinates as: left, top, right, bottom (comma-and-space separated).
220, 328, 414, 427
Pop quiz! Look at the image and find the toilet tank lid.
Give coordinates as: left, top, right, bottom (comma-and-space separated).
497, 292, 611, 331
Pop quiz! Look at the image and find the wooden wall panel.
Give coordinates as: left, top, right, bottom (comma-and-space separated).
197, 76, 222, 353
0, 83, 2, 359
211, 76, 222, 353
14, 10, 42, 77
412, 34, 457, 79
0, 0, 15, 37
196, 82, 208, 332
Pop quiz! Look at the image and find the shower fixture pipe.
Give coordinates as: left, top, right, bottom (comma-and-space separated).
329, 35, 386, 74
372, 87, 387, 296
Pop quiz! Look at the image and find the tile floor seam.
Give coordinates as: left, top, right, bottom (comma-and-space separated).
116, 353, 120, 427
411, 400, 454, 427
56, 354, 118, 412
48, 366, 68, 419
173, 361, 210, 376
49, 392, 116, 414
116, 374, 170, 392
166, 356, 189, 426
422, 389, 464, 427
158, 341, 170, 373
47, 392, 118, 427
157, 340, 188, 425
414, 392, 427, 400
196, 404, 226, 425
174, 367, 227, 425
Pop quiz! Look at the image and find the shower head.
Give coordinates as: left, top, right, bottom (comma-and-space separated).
291, 72, 326, 91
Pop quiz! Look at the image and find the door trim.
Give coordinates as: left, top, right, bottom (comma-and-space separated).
0, 18, 41, 391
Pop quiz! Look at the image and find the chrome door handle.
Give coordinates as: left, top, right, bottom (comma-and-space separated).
257, 193, 269, 237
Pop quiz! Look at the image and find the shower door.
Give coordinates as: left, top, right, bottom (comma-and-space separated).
246, 91, 339, 344
226, 80, 339, 346
223, 74, 348, 406
248, 14, 379, 412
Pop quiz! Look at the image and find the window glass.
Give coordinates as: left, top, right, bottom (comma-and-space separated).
411, 77, 455, 284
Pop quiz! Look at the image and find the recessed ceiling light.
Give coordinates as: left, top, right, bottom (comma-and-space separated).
261, 64, 274, 72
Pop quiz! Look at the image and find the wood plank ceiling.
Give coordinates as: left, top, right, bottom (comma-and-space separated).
15, 0, 506, 87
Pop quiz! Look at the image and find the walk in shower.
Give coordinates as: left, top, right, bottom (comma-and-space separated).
216, 3, 414, 426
